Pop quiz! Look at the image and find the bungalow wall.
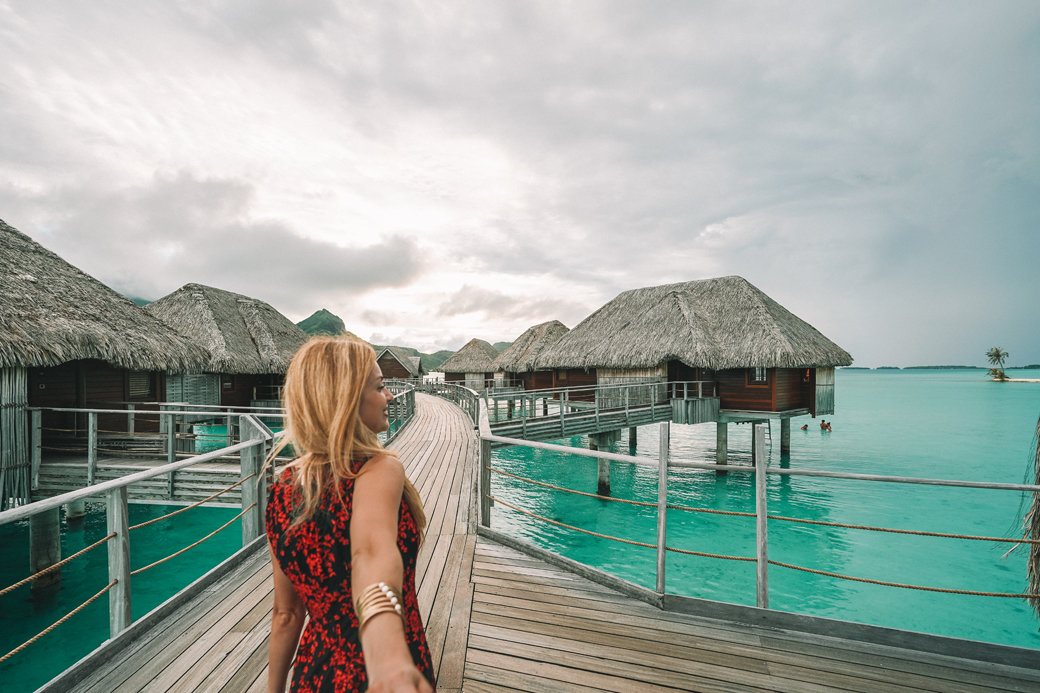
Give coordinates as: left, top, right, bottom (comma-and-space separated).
552, 369, 597, 401
220, 373, 260, 409
716, 369, 774, 411
520, 371, 554, 391
716, 367, 813, 413
378, 354, 413, 380
28, 360, 165, 437
597, 366, 666, 407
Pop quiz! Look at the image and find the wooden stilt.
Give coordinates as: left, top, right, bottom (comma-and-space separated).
716, 421, 728, 474
30, 507, 61, 591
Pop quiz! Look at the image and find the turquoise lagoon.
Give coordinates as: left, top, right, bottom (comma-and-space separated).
0, 503, 243, 692
488, 368, 1040, 649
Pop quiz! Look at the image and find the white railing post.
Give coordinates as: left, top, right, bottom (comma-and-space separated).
106, 485, 131, 637
480, 438, 492, 527
754, 424, 769, 609
165, 411, 176, 464
87, 412, 98, 486
656, 422, 670, 594
31, 409, 42, 491
127, 403, 135, 435
240, 415, 264, 545
561, 390, 568, 436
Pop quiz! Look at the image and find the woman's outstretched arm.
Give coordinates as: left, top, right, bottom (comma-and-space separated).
351, 454, 433, 693
268, 541, 306, 693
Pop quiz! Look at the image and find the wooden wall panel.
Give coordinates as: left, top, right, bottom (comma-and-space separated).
716, 369, 773, 411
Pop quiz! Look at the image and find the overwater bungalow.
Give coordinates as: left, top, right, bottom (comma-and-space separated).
535, 276, 853, 456
376, 345, 423, 381
491, 320, 569, 390
0, 219, 209, 507
438, 338, 499, 391
145, 283, 308, 410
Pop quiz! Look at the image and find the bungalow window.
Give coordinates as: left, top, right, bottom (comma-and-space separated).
750, 367, 767, 384
222, 375, 235, 390
128, 371, 154, 399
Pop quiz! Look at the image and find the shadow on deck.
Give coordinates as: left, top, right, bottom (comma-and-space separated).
39, 394, 1040, 692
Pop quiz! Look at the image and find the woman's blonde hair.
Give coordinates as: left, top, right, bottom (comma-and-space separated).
268, 336, 426, 535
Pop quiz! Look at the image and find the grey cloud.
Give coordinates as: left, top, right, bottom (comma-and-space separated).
436, 285, 587, 326
2, 171, 423, 315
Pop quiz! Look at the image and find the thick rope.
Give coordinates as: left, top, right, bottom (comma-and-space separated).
0, 580, 117, 664
0, 533, 116, 598
129, 474, 254, 531
766, 514, 1040, 545
130, 503, 255, 576
769, 560, 1040, 598
488, 496, 658, 549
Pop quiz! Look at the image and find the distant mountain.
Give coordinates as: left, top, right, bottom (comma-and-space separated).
421, 350, 455, 372
298, 309, 347, 336
370, 345, 454, 372
492, 342, 511, 352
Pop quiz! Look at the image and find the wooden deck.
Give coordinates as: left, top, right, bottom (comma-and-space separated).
42, 393, 1040, 692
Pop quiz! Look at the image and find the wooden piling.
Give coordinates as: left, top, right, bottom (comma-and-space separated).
30, 507, 61, 591
716, 421, 728, 474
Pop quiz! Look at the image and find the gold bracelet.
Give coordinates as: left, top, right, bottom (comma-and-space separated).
354, 581, 404, 631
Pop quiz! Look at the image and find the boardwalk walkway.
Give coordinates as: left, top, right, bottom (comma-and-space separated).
43, 394, 1040, 692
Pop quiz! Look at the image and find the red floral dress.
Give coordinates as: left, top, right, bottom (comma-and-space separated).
266, 466, 435, 692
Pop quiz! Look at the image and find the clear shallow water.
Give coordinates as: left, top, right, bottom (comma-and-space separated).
489, 368, 1040, 649
0, 503, 242, 693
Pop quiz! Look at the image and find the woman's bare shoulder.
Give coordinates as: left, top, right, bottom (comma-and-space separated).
356, 453, 404, 484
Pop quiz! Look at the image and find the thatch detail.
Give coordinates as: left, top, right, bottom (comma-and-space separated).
146, 283, 307, 374
536, 276, 853, 370
1025, 414, 1040, 617
492, 320, 569, 373
438, 338, 499, 374
378, 346, 423, 377
0, 219, 210, 372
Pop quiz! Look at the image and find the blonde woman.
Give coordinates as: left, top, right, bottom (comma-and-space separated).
265, 337, 434, 692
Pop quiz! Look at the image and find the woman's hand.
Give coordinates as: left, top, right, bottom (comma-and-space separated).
368, 663, 434, 693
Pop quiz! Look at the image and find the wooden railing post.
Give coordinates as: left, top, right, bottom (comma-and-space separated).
165, 412, 176, 464
31, 408, 42, 491
656, 422, 670, 594
754, 424, 769, 609
561, 390, 568, 436
87, 412, 98, 486
479, 438, 492, 527
107, 485, 131, 637
240, 415, 264, 546
127, 403, 135, 435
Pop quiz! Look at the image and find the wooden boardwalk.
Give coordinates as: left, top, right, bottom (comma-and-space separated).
43, 393, 1040, 692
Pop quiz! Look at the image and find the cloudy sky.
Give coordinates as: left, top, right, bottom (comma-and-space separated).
2, 1, 1038, 367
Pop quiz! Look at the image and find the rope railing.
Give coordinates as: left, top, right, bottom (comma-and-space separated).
129, 475, 254, 531
0, 533, 116, 598
130, 503, 256, 577
487, 477, 1040, 598
0, 411, 275, 680
0, 580, 117, 665
481, 421, 1040, 609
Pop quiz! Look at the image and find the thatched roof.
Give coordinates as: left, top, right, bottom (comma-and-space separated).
0, 219, 210, 372
535, 276, 853, 370
438, 338, 499, 374
492, 320, 569, 373
146, 283, 308, 374
377, 345, 423, 377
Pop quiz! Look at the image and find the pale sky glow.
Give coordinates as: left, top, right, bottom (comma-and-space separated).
2, 1, 1038, 366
